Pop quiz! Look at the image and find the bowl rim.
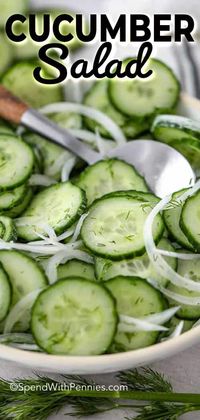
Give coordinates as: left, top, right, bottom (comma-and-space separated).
1, 91, 200, 373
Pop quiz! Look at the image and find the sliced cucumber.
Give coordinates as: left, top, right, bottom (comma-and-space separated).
0, 250, 48, 331
152, 114, 200, 142
6, 188, 33, 218
31, 278, 117, 355
181, 191, 200, 250
84, 80, 149, 138
2, 62, 63, 108
152, 115, 200, 171
109, 58, 180, 118
0, 216, 16, 241
0, 184, 27, 211
163, 189, 194, 250
57, 259, 95, 281
0, 0, 28, 27
0, 134, 34, 191
17, 182, 86, 241
169, 316, 194, 332
0, 264, 11, 322
168, 257, 200, 319
95, 238, 176, 287
81, 195, 164, 260
0, 32, 13, 76
105, 276, 166, 352
75, 159, 148, 205
99, 190, 158, 203
24, 111, 81, 180
168, 138, 200, 173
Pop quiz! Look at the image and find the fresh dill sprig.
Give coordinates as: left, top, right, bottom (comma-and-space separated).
128, 402, 198, 420
118, 367, 172, 392
0, 368, 200, 420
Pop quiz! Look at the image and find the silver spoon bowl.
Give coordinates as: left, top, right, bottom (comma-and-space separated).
22, 109, 195, 197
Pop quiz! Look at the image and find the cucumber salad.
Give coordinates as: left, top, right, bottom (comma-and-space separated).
1, 4, 200, 355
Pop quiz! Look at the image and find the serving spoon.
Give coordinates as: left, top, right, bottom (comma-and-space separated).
0, 85, 195, 197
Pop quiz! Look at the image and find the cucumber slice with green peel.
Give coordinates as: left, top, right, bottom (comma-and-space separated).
181, 190, 200, 251
81, 195, 164, 260
0, 184, 28, 211
57, 259, 95, 281
2, 62, 63, 108
0, 216, 17, 241
0, 223, 5, 239
6, 188, 33, 218
75, 159, 148, 205
163, 189, 194, 251
152, 114, 200, 142
25, 133, 73, 180
169, 138, 200, 173
95, 238, 177, 287
0, 0, 28, 27
24, 111, 81, 180
98, 190, 158, 204
0, 250, 48, 331
168, 257, 200, 319
169, 316, 194, 332
109, 58, 180, 118
0, 32, 13, 76
152, 115, 200, 171
0, 134, 34, 191
17, 182, 86, 242
84, 80, 149, 138
105, 276, 166, 352
0, 264, 11, 322
31, 278, 117, 355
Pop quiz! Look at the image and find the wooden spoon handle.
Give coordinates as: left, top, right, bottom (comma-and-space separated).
0, 85, 29, 125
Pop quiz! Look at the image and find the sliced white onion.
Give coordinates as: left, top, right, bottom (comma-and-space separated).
61, 157, 77, 182
118, 323, 168, 333
35, 223, 57, 241
0, 237, 83, 256
29, 174, 56, 187
143, 193, 200, 292
148, 278, 200, 305
162, 320, 184, 342
0, 333, 35, 344
156, 249, 200, 260
57, 228, 75, 241
16, 125, 24, 136
70, 213, 88, 243
45, 249, 93, 283
47, 151, 74, 177
95, 129, 105, 156
144, 307, 180, 324
4, 289, 44, 334
69, 128, 101, 144
118, 315, 168, 332
40, 102, 126, 145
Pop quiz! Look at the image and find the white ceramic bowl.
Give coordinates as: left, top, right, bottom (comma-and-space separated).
1, 92, 200, 374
